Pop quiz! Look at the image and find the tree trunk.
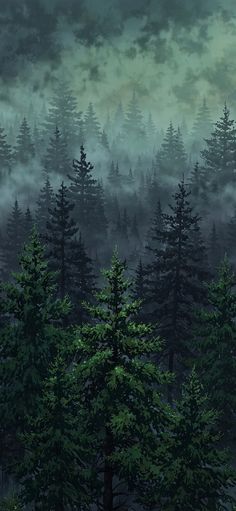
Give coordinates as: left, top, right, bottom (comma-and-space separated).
103, 428, 114, 511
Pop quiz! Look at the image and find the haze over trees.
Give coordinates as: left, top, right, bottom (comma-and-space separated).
0, 86, 236, 508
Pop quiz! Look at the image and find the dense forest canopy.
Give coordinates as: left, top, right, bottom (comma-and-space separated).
0, 0, 236, 509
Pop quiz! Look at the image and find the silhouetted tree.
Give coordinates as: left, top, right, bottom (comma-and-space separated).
14, 118, 35, 165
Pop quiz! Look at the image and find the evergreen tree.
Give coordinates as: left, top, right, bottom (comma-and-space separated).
196, 258, 236, 436
19, 355, 88, 511
227, 205, 236, 256
201, 103, 236, 188
84, 102, 101, 145
68, 146, 107, 248
35, 173, 55, 236
101, 129, 109, 150
159, 370, 236, 510
0, 230, 70, 452
208, 222, 222, 273
70, 233, 95, 325
147, 181, 208, 400
46, 182, 78, 300
75, 252, 171, 511
44, 126, 70, 177
0, 126, 12, 177
108, 161, 122, 189
14, 118, 35, 165
146, 113, 156, 150
191, 97, 212, 156
157, 122, 187, 178
2, 200, 24, 275
124, 91, 145, 150
44, 80, 82, 150
22, 207, 34, 244
133, 259, 147, 304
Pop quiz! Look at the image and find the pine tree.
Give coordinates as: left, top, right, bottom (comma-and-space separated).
35, 173, 55, 236
44, 126, 70, 177
227, 205, 236, 256
2, 200, 24, 275
14, 118, 35, 164
68, 146, 107, 248
133, 259, 147, 303
0, 126, 12, 177
108, 161, 122, 189
147, 181, 208, 401
124, 92, 145, 151
101, 129, 109, 150
70, 233, 95, 325
22, 207, 34, 244
191, 97, 212, 156
196, 258, 236, 436
208, 222, 222, 273
84, 102, 101, 145
146, 113, 156, 151
0, 230, 70, 447
159, 370, 236, 511
46, 182, 78, 300
18, 355, 88, 511
75, 252, 171, 511
201, 103, 236, 188
44, 80, 82, 150
157, 122, 187, 178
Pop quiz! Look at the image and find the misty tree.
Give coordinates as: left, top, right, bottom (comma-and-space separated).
101, 128, 109, 150
146, 112, 157, 151
44, 126, 70, 177
201, 103, 236, 189
147, 180, 208, 401
124, 91, 145, 150
44, 80, 83, 150
107, 161, 122, 189
157, 122, 187, 178
208, 222, 222, 273
0, 126, 12, 177
196, 257, 236, 436
14, 117, 35, 165
35, 173, 55, 236
70, 233, 96, 325
68, 145, 107, 250
84, 102, 101, 145
227, 205, 236, 257
2, 200, 24, 275
191, 97, 212, 156
112, 101, 125, 139
46, 182, 78, 301
22, 207, 34, 243
75, 252, 171, 511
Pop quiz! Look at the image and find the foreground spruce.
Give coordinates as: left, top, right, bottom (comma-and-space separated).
0, 228, 70, 463
162, 370, 236, 511
75, 251, 171, 511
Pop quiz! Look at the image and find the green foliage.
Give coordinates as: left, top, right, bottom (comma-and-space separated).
138, 370, 236, 511
0, 495, 23, 511
196, 257, 236, 435
0, 228, 70, 438
18, 355, 90, 511
75, 250, 172, 509
163, 370, 236, 510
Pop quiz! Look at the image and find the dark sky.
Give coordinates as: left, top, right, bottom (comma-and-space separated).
0, 0, 236, 123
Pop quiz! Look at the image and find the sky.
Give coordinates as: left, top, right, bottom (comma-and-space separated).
1, 0, 236, 126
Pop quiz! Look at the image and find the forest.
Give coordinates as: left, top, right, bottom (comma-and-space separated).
0, 81, 236, 510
